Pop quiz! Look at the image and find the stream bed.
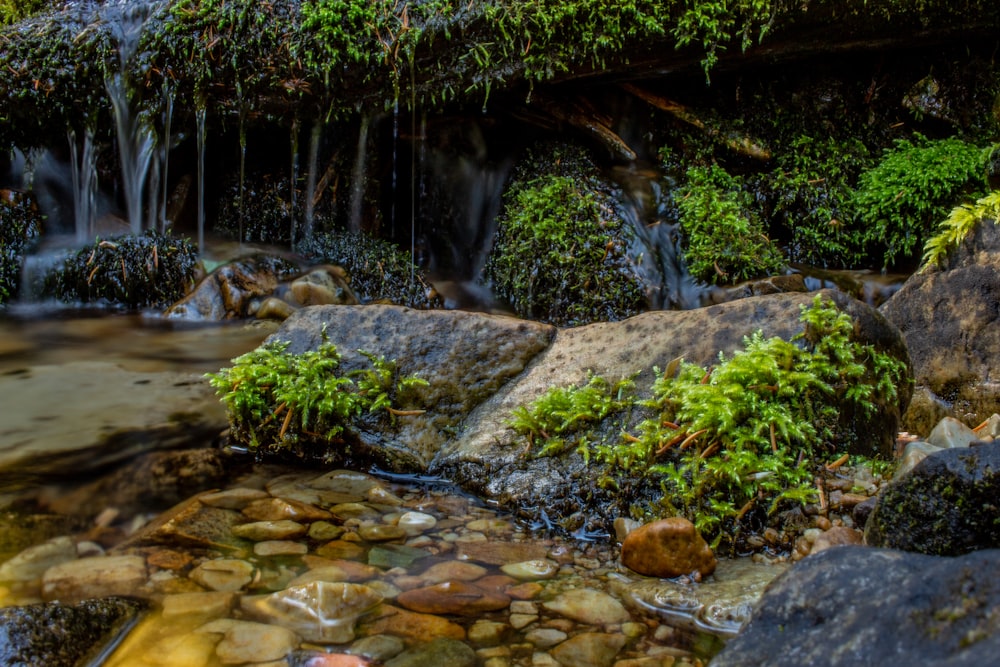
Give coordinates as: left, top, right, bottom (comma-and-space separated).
0, 308, 785, 666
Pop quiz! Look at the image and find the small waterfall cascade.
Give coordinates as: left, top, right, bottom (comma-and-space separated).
302, 121, 323, 244
348, 114, 372, 235
103, 0, 164, 236
609, 163, 706, 310
67, 126, 98, 243
195, 106, 207, 252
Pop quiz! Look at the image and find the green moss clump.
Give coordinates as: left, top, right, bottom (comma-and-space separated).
45, 230, 197, 309
0, 0, 47, 26
299, 232, 441, 309
920, 189, 1000, 272
854, 134, 992, 268
762, 134, 872, 268
675, 164, 785, 285
0, 191, 42, 305
511, 295, 909, 549
485, 144, 646, 327
207, 333, 428, 455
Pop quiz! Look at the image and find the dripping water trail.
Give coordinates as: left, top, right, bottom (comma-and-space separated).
238, 105, 247, 248
68, 126, 98, 243
195, 107, 206, 252
289, 118, 299, 245
159, 83, 173, 234
348, 115, 371, 235
302, 121, 322, 244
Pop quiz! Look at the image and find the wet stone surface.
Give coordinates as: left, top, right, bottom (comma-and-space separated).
0, 465, 800, 667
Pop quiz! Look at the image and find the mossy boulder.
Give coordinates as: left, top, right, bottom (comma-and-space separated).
0, 191, 41, 305
485, 143, 646, 326
299, 233, 442, 309
865, 442, 1000, 556
45, 230, 197, 310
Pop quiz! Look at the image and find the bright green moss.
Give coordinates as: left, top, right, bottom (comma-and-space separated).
511, 295, 909, 549
921, 189, 1000, 272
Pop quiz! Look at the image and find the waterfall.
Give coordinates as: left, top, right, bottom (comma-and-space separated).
195, 106, 207, 252
67, 127, 98, 243
348, 114, 372, 235
302, 121, 323, 244
103, 0, 163, 235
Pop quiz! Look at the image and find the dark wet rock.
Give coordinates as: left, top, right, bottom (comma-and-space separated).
864, 442, 1000, 556
0, 596, 146, 667
711, 546, 1000, 667
165, 254, 300, 320
267, 304, 556, 468
111, 494, 251, 554
620, 517, 717, 579
880, 218, 1000, 433
0, 190, 41, 306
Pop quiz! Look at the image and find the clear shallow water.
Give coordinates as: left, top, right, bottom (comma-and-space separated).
0, 308, 781, 666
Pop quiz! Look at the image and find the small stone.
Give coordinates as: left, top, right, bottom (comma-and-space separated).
367, 544, 429, 569
926, 417, 979, 449
199, 488, 270, 510
468, 619, 511, 646
542, 588, 630, 626
161, 591, 236, 620
144, 632, 220, 666
331, 503, 383, 521
232, 520, 307, 541
348, 634, 406, 662
309, 521, 347, 541
316, 541, 368, 561
41, 555, 147, 602
253, 540, 309, 557
383, 637, 476, 667
254, 296, 297, 320
525, 628, 567, 648
358, 525, 407, 542
243, 497, 332, 522
809, 527, 864, 555
367, 486, 405, 507
302, 556, 381, 581
455, 541, 549, 566
620, 517, 717, 578
310, 470, 381, 495
396, 581, 510, 615
286, 565, 349, 587
549, 632, 626, 667
500, 559, 558, 581
359, 604, 466, 642
145, 549, 193, 571
189, 559, 255, 592
397, 511, 437, 536
613, 517, 642, 542
509, 613, 538, 629
418, 561, 488, 585
242, 581, 383, 644
465, 519, 513, 534
201, 619, 298, 664
0, 536, 77, 583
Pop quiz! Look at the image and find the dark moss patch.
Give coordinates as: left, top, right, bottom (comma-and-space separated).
0, 191, 41, 305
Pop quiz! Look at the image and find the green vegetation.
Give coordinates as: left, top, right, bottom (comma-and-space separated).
764, 134, 872, 268
0, 192, 42, 304
675, 164, 785, 284
45, 230, 197, 309
0, 0, 47, 26
207, 333, 428, 453
299, 232, 441, 309
854, 134, 992, 268
511, 296, 908, 548
921, 190, 1000, 272
486, 145, 646, 326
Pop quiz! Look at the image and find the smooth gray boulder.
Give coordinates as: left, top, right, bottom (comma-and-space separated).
710, 546, 1000, 667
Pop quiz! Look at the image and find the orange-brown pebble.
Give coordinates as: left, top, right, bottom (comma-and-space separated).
620, 517, 717, 578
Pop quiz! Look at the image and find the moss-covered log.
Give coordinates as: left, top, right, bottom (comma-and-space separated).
1, 0, 998, 149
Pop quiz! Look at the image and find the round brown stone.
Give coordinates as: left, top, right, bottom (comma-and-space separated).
620, 517, 717, 578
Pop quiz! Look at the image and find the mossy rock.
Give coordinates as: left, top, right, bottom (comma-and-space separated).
45, 230, 197, 309
0, 191, 41, 305
865, 442, 1000, 556
299, 232, 441, 309
485, 143, 646, 326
